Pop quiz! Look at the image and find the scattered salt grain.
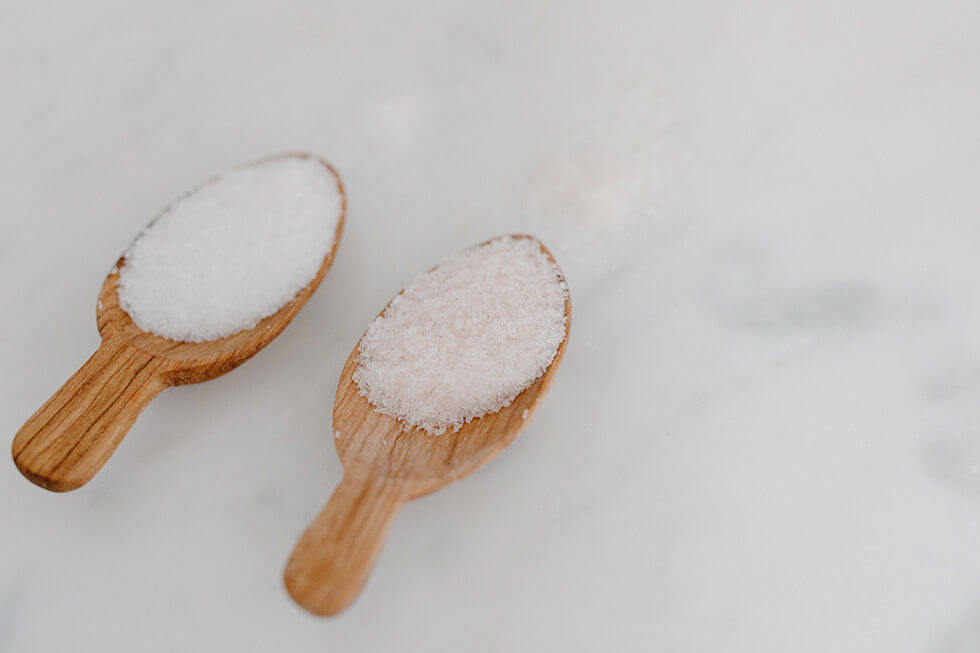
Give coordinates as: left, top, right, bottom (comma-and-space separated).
117, 156, 342, 342
353, 236, 568, 435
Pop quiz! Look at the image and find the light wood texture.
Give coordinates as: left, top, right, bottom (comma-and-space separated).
12, 153, 346, 492
284, 235, 570, 616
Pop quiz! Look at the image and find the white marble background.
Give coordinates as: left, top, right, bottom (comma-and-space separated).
2, 1, 979, 651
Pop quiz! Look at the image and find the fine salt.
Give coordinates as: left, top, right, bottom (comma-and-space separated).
117, 156, 342, 342
353, 236, 568, 435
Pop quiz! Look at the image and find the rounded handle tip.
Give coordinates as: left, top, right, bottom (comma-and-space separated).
11, 452, 86, 492
11, 340, 167, 492
283, 566, 358, 616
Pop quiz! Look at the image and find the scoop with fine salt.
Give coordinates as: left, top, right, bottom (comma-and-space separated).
284, 234, 570, 616
12, 153, 346, 493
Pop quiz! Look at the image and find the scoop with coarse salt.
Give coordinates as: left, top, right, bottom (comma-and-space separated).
12, 153, 346, 492
285, 234, 570, 616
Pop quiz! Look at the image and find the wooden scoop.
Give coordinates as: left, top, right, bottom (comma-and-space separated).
11, 154, 346, 492
284, 236, 570, 616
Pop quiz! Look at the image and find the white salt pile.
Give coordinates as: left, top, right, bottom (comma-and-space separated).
353, 236, 569, 435
117, 156, 342, 342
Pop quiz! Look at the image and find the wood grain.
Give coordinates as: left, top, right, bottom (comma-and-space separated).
284, 235, 570, 616
283, 472, 411, 616
12, 153, 346, 492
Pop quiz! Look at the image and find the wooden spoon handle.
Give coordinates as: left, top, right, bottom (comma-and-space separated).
284, 472, 410, 615
11, 339, 169, 492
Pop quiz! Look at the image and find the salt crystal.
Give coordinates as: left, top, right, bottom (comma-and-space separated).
353, 236, 568, 435
117, 156, 342, 342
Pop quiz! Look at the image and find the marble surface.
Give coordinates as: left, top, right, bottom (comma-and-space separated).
2, 1, 979, 650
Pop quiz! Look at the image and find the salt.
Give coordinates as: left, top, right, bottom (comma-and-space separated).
117, 156, 342, 342
353, 236, 568, 435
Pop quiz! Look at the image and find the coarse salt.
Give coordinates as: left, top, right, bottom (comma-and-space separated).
117, 156, 342, 342
353, 236, 568, 435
